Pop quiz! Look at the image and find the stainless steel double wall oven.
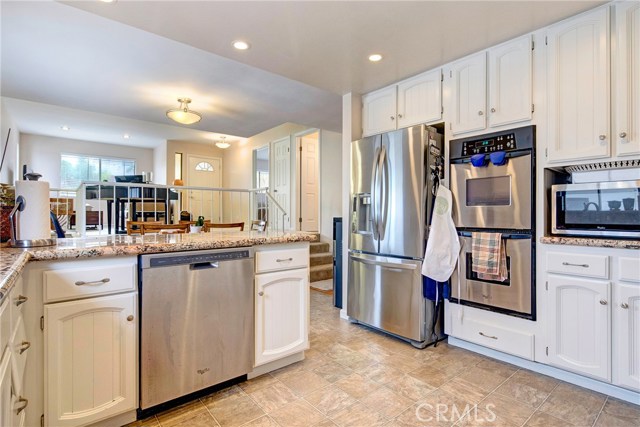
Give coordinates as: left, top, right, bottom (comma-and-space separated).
449, 126, 536, 319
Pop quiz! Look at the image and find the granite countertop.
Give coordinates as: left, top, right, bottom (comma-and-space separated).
540, 236, 640, 250
0, 231, 318, 304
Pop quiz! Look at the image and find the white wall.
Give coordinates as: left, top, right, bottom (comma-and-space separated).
19, 134, 154, 187
319, 130, 342, 244
153, 140, 167, 185
0, 99, 20, 184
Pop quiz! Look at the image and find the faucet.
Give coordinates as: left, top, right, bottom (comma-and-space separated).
583, 202, 600, 211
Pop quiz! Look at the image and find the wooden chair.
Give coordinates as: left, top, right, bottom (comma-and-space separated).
250, 220, 267, 231
139, 222, 190, 235
127, 220, 162, 235
204, 222, 244, 232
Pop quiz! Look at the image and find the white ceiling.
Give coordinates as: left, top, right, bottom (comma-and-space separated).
1, 0, 604, 148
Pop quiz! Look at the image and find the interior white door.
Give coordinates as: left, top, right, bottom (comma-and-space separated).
271, 137, 291, 230
547, 275, 611, 382
45, 293, 137, 427
613, 281, 640, 391
186, 155, 222, 223
449, 51, 487, 135
298, 135, 319, 232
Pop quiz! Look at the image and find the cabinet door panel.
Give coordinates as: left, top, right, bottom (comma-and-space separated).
0, 352, 12, 427
489, 35, 532, 127
46, 293, 136, 427
613, 282, 640, 391
615, 2, 640, 156
548, 275, 611, 381
255, 268, 309, 366
397, 69, 442, 128
450, 52, 487, 135
547, 7, 610, 163
362, 86, 397, 136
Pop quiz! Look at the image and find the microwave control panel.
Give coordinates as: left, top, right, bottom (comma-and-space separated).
461, 132, 516, 156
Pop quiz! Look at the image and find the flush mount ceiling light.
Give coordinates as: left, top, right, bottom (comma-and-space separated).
233, 40, 250, 50
166, 98, 202, 125
368, 54, 383, 62
215, 136, 231, 149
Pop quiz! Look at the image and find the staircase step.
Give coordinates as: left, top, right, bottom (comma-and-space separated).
310, 264, 333, 282
310, 241, 330, 254
310, 252, 333, 267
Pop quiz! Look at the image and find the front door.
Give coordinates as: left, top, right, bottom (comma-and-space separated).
186, 155, 222, 223
298, 134, 319, 231
271, 137, 291, 230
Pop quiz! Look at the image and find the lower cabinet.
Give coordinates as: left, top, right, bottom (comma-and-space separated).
45, 292, 137, 427
613, 281, 640, 390
255, 267, 309, 366
0, 349, 12, 427
547, 275, 611, 382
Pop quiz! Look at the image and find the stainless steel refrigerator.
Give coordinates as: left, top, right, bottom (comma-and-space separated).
348, 124, 444, 348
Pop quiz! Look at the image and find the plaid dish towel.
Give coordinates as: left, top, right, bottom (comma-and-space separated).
472, 232, 508, 282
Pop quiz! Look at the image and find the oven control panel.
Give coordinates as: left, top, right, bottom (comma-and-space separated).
461, 133, 516, 156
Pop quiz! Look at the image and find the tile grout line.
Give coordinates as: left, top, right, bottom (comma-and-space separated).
591, 396, 609, 427
522, 381, 563, 426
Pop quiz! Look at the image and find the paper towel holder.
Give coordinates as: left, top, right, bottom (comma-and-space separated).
9, 195, 56, 248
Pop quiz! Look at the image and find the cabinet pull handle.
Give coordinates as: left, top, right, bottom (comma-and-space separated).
621, 303, 629, 309
18, 341, 30, 355
599, 134, 606, 141
479, 332, 498, 340
490, 108, 496, 113
15, 295, 28, 306
15, 396, 28, 415
276, 258, 293, 263
390, 116, 395, 121
258, 291, 264, 296
619, 132, 627, 139
478, 110, 484, 116
600, 300, 608, 305
75, 278, 110, 286
562, 262, 589, 268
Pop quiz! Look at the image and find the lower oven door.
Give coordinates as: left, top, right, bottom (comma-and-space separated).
348, 252, 425, 341
450, 232, 534, 319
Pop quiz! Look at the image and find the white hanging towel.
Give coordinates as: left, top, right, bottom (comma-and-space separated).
422, 185, 460, 282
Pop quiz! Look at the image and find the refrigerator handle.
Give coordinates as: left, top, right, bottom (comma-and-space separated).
350, 253, 418, 270
378, 146, 390, 240
370, 146, 381, 240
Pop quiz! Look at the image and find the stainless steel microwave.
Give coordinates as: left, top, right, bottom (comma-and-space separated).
552, 180, 640, 238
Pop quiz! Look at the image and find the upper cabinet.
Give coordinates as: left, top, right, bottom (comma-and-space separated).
362, 68, 442, 137
614, 2, 640, 157
547, 7, 610, 163
448, 35, 533, 136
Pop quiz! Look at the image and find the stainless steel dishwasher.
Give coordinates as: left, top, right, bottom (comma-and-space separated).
139, 248, 254, 411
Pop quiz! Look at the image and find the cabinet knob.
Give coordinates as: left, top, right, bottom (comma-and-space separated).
619, 132, 627, 139
621, 303, 629, 309
490, 108, 496, 113
15, 295, 28, 307
599, 134, 606, 141
398, 114, 403, 119
600, 300, 608, 305
127, 315, 134, 322
478, 110, 484, 116
390, 116, 395, 121
258, 291, 264, 296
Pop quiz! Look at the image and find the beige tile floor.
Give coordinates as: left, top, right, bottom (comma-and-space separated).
128, 291, 640, 427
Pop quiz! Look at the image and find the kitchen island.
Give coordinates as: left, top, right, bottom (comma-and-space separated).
0, 231, 317, 427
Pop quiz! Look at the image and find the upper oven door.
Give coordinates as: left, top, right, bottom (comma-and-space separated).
450, 152, 532, 230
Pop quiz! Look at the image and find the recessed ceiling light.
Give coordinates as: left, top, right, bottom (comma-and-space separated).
369, 54, 383, 62
123, 134, 130, 139
233, 40, 250, 50
61, 125, 70, 131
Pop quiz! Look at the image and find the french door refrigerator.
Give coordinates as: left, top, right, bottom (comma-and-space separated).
348, 124, 444, 348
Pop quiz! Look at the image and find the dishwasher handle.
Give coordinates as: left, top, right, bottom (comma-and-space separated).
189, 262, 220, 270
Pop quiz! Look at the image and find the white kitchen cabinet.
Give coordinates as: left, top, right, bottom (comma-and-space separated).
488, 35, 533, 128
0, 349, 12, 427
45, 292, 137, 427
547, 7, 611, 163
449, 51, 487, 135
362, 86, 397, 136
396, 69, 442, 129
547, 275, 611, 382
614, 1, 640, 157
613, 281, 640, 391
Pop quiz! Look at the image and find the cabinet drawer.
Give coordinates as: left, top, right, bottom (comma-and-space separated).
619, 257, 640, 283
453, 317, 535, 360
255, 247, 308, 273
44, 263, 136, 302
546, 252, 609, 279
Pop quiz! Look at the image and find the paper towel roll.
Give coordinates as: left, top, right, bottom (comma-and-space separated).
15, 180, 52, 241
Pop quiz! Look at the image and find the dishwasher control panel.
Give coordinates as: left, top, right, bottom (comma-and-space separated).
148, 249, 251, 268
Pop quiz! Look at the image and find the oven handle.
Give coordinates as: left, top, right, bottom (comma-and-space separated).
457, 231, 531, 240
